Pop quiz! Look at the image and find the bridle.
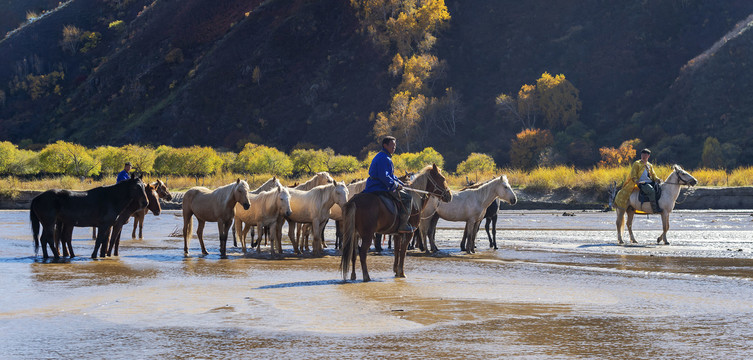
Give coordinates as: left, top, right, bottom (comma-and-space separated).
424, 171, 451, 200
664, 169, 694, 186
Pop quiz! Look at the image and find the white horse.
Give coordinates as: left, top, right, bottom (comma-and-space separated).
278, 182, 349, 255
233, 179, 292, 255
420, 175, 517, 254
616, 165, 697, 245
182, 179, 251, 258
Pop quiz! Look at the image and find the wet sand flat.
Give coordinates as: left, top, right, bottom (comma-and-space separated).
1, 210, 753, 359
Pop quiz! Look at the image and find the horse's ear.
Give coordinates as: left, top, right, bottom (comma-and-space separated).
236, 178, 241, 184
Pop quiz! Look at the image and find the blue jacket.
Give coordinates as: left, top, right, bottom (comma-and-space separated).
116, 170, 130, 183
363, 149, 405, 193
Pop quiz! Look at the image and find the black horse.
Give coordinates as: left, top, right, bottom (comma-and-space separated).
30, 177, 148, 259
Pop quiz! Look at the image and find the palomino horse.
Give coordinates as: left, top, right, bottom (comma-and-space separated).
616, 165, 697, 245
420, 175, 517, 254
280, 181, 349, 255
182, 179, 252, 258
340, 164, 452, 282
30, 177, 148, 259
233, 179, 292, 255
105, 182, 163, 257
131, 179, 172, 239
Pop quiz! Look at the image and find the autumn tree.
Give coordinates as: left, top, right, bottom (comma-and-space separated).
424, 87, 463, 137
328, 155, 361, 173
237, 143, 292, 176
0, 141, 18, 175
509, 128, 554, 170
373, 91, 427, 152
38, 140, 100, 177
92, 146, 125, 175
120, 144, 156, 174
598, 139, 639, 167
291, 148, 330, 175
537, 72, 581, 130
496, 72, 581, 131
61, 25, 82, 54
456, 153, 496, 181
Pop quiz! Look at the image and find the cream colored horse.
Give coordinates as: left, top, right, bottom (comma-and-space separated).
182, 179, 251, 258
277, 182, 349, 255
233, 179, 292, 255
420, 175, 517, 254
616, 165, 697, 245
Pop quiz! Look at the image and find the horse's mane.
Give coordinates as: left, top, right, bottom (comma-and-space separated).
252, 177, 279, 194
461, 176, 496, 190
296, 172, 333, 190
410, 165, 442, 190
215, 180, 249, 201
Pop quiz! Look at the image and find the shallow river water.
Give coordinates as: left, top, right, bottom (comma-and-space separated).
1, 209, 753, 359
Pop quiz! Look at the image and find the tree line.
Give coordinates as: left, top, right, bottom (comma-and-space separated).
0, 140, 500, 179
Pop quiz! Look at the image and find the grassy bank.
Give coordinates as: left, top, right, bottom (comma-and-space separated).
2, 166, 752, 193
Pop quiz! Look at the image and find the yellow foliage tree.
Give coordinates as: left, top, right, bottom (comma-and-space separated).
509, 128, 554, 170
536, 72, 581, 130
598, 139, 638, 167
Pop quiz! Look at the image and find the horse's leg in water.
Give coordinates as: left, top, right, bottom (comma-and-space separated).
428, 213, 440, 253
375, 234, 384, 252
395, 234, 409, 278
470, 220, 482, 254
218, 220, 230, 258
92, 227, 97, 240
626, 209, 638, 244
287, 220, 298, 254
489, 215, 498, 249
92, 225, 109, 259
196, 220, 208, 255
61, 222, 75, 257
335, 220, 342, 249
359, 231, 373, 282
615, 208, 626, 244
658, 211, 670, 245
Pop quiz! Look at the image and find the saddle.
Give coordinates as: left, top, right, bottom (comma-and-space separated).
637, 184, 662, 204
375, 192, 399, 218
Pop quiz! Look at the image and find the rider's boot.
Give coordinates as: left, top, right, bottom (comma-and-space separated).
653, 201, 662, 214
397, 209, 415, 233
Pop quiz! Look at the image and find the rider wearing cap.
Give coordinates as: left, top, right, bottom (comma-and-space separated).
615, 148, 662, 213
363, 136, 415, 233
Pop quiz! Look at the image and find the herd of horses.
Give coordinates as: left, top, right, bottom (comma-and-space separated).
28, 164, 698, 282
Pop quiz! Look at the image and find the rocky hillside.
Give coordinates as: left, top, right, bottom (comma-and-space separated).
2, 0, 753, 168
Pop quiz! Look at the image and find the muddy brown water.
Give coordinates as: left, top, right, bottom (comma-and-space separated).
2, 209, 753, 359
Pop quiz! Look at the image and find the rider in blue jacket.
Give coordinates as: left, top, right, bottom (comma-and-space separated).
116, 162, 132, 183
363, 136, 414, 233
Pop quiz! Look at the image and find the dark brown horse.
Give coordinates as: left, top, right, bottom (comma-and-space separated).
131, 180, 172, 239
105, 181, 165, 256
340, 164, 452, 282
29, 177, 148, 259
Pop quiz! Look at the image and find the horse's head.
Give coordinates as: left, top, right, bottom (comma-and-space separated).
496, 175, 517, 205
276, 184, 292, 217
155, 179, 173, 201
317, 171, 335, 185
671, 165, 698, 186
235, 179, 251, 210
334, 181, 349, 207
427, 163, 452, 203
145, 183, 161, 216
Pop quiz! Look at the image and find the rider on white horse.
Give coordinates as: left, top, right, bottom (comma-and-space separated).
615, 148, 662, 213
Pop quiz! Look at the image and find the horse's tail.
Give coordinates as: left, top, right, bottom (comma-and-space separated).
340, 201, 357, 280
29, 206, 40, 256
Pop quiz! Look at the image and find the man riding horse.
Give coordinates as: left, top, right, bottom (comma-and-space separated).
362, 136, 415, 233
615, 148, 662, 213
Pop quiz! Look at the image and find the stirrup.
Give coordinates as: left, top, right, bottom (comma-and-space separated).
398, 224, 415, 233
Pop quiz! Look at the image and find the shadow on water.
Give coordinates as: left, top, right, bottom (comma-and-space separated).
255, 279, 346, 289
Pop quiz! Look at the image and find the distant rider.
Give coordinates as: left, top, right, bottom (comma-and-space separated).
362, 136, 415, 233
117, 162, 132, 183
616, 148, 662, 213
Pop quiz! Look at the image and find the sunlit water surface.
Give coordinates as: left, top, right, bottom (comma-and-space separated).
1, 209, 752, 359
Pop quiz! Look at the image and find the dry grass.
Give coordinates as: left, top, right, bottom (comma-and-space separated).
3, 165, 752, 194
